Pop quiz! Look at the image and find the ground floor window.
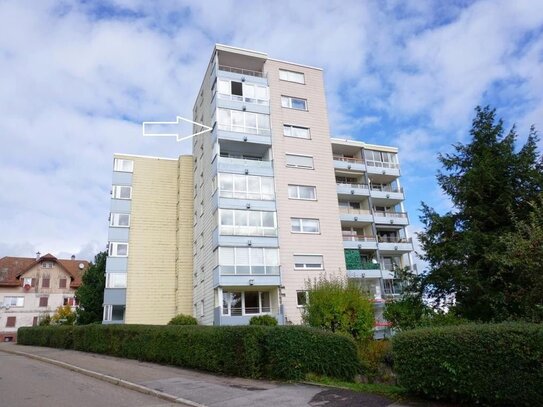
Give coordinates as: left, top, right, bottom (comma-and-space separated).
103, 305, 125, 321
222, 291, 271, 316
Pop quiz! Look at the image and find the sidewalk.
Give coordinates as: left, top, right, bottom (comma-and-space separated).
0, 342, 400, 407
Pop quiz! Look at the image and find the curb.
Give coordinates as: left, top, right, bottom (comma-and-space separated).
0, 347, 206, 407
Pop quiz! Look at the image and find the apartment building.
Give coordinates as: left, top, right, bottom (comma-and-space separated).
0, 253, 87, 341
103, 44, 413, 327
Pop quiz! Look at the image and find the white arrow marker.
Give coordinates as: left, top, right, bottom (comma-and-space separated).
142, 116, 212, 142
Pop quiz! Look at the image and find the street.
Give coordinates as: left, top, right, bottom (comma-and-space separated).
0, 352, 175, 407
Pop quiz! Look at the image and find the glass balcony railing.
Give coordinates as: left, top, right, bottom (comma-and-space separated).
333, 155, 364, 163
373, 211, 408, 218
339, 207, 372, 215
218, 123, 271, 136
220, 265, 280, 275
377, 236, 412, 243
218, 64, 265, 78
366, 160, 400, 169
342, 234, 377, 242
218, 156, 272, 168
337, 182, 369, 189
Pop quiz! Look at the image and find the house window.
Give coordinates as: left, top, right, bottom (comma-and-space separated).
291, 218, 320, 233
219, 247, 280, 275
108, 242, 128, 257
294, 254, 324, 270
222, 291, 271, 316
110, 213, 130, 227
39, 297, 49, 307
6, 316, 16, 327
106, 273, 127, 288
32, 316, 38, 326
113, 158, 134, 172
296, 291, 308, 307
42, 261, 53, 269
283, 124, 310, 139
3, 296, 24, 307
218, 173, 275, 200
363, 150, 399, 168
103, 305, 125, 321
217, 79, 269, 105
285, 154, 314, 169
23, 277, 36, 287
288, 185, 316, 200
281, 96, 307, 110
42, 278, 50, 288
59, 279, 67, 289
279, 69, 305, 84
217, 108, 271, 135
64, 297, 76, 306
219, 209, 277, 236
112, 185, 132, 200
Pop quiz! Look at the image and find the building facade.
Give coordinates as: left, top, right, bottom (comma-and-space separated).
104, 44, 413, 327
0, 253, 87, 341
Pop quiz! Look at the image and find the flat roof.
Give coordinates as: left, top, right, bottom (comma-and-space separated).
330, 137, 398, 153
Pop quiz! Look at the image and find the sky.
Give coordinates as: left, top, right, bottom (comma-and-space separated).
0, 0, 542, 266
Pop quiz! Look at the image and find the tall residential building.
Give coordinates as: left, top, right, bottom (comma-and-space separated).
103, 44, 413, 327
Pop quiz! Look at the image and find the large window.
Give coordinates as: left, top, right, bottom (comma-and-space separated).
285, 154, 314, 169
217, 79, 269, 105
283, 124, 310, 139
103, 305, 125, 321
108, 242, 128, 257
106, 273, 127, 288
294, 254, 324, 270
279, 69, 305, 84
364, 150, 399, 168
218, 173, 274, 200
112, 185, 132, 200
217, 108, 271, 135
288, 185, 316, 200
3, 296, 24, 307
296, 291, 308, 307
291, 218, 320, 233
219, 247, 279, 275
110, 213, 130, 227
281, 96, 307, 110
219, 209, 277, 236
222, 291, 272, 316
113, 158, 134, 172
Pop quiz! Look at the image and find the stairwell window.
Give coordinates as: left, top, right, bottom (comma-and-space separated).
110, 213, 130, 227
113, 158, 134, 172
281, 96, 307, 111
283, 124, 310, 139
112, 185, 132, 200
109, 242, 128, 257
106, 273, 127, 288
291, 218, 320, 233
279, 69, 305, 84
285, 154, 314, 169
288, 185, 316, 200
294, 254, 323, 270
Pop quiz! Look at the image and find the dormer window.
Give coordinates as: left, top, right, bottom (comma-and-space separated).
42, 261, 53, 269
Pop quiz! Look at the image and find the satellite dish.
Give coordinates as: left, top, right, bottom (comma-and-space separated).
78, 263, 85, 270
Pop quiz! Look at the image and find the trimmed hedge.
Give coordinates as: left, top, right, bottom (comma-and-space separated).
18, 324, 359, 381
392, 323, 543, 406
249, 315, 278, 326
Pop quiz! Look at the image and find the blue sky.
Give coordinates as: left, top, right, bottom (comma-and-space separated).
0, 0, 542, 266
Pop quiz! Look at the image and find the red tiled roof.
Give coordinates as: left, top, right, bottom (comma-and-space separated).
0, 253, 89, 288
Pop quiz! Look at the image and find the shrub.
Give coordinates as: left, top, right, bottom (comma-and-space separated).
51, 305, 76, 325
249, 315, 277, 326
393, 323, 543, 406
17, 324, 359, 381
358, 339, 394, 383
167, 314, 198, 326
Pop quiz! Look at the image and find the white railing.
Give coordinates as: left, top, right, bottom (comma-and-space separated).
333, 155, 364, 164
371, 185, 403, 193
337, 182, 369, 190
342, 234, 377, 242
377, 236, 412, 243
373, 211, 408, 218
218, 123, 271, 136
220, 226, 277, 237
218, 157, 272, 168
366, 160, 400, 169
219, 190, 275, 201
218, 64, 265, 78
220, 265, 280, 275
217, 93, 269, 106
339, 207, 372, 215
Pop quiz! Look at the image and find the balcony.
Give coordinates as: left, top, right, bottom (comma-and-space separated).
373, 211, 409, 226
213, 305, 284, 326
342, 234, 378, 250
339, 207, 373, 224
218, 64, 266, 78
370, 185, 404, 205
212, 229, 278, 249
337, 182, 370, 199
214, 124, 272, 145
216, 156, 274, 177
378, 237, 414, 253
366, 160, 400, 177
333, 156, 366, 172
212, 265, 281, 288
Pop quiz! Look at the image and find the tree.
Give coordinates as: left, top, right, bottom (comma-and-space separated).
418, 106, 543, 321
51, 304, 76, 325
302, 275, 373, 342
75, 251, 106, 325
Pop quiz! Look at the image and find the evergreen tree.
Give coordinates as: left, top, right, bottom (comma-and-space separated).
75, 251, 106, 324
418, 106, 543, 321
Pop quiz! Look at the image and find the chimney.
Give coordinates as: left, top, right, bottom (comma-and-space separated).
36, 251, 41, 260
71, 255, 76, 260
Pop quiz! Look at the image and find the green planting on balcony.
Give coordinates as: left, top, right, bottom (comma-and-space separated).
345, 250, 380, 270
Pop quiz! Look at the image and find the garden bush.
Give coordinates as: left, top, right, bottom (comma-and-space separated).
392, 323, 543, 406
17, 324, 359, 381
249, 315, 277, 326
167, 314, 198, 325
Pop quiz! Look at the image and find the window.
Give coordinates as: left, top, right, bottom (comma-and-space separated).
106, 273, 127, 288
285, 154, 314, 169
42, 278, 50, 288
23, 277, 36, 287
64, 297, 76, 306
296, 291, 308, 307
222, 291, 271, 316
42, 261, 53, 269
217, 108, 271, 135
291, 218, 320, 233
288, 185, 316, 200
109, 242, 128, 257
217, 79, 269, 105
103, 305, 125, 321
112, 185, 132, 200
294, 254, 324, 270
363, 150, 399, 168
219, 247, 279, 275
281, 96, 307, 110
3, 296, 24, 307
33, 316, 38, 326
39, 297, 49, 307
218, 173, 275, 200
279, 69, 305, 84
6, 316, 16, 327
219, 209, 277, 236
59, 278, 67, 289
283, 124, 310, 139
110, 213, 130, 227
113, 158, 134, 172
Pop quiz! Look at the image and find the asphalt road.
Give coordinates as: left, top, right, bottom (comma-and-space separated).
0, 352, 176, 407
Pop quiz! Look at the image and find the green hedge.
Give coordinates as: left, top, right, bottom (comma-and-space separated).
18, 324, 359, 381
392, 323, 543, 406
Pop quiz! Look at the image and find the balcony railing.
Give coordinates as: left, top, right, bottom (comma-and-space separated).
218, 64, 265, 78
373, 211, 408, 218
217, 93, 269, 105
366, 160, 400, 169
219, 190, 275, 201
218, 156, 272, 168
222, 306, 278, 316
343, 234, 377, 242
220, 265, 280, 275
218, 123, 271, 136
360, 262, 381, 270
377, 236, 412, 243
337, 182, 369, 189
333, 155, 364, 163
339, 207, 371, 215
371, 185, 403, 193
219, 226, 277, 237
